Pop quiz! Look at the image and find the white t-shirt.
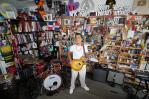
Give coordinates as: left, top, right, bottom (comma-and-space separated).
69, 44, 88, 59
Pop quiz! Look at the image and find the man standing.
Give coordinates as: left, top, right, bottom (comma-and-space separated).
68, 33, 90, 94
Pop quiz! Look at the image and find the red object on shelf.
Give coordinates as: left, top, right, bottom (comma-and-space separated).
7, 65, 17, 74
36, 62, 45, 75
50, 59, 62, 74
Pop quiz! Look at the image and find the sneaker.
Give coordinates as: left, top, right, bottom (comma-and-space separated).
69, 88, 74, 94
83, 86, 90, 91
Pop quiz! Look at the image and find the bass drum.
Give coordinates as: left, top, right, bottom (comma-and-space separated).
43, 74, 62, 91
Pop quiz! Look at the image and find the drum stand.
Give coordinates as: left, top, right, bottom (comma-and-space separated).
40, 65, 53, 95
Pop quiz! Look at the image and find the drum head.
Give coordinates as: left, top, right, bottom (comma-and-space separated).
43, 74, 62, 91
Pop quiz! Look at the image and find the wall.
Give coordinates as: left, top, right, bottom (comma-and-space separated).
0, 0, 149, 14
66, 0, 149, 15
0, 0, 36, 8
67, 0, 134, 11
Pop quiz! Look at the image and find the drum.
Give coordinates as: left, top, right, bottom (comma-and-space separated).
36, 60, 45, 75
43, 74, 62, 91
50, 59, 62, 74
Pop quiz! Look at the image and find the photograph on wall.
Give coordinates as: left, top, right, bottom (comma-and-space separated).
62, 18, 73, 26
137, 0, 146, 6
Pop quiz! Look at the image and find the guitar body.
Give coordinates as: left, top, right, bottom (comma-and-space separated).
71, 57, 86, 71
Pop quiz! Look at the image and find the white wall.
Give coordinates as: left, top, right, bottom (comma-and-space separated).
0, 0, 149, 14
72, 0, 134, 11
0, 0, 36, 9
67, 0, 149, 15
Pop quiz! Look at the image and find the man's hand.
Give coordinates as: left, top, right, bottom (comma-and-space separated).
70, 59, 79, 64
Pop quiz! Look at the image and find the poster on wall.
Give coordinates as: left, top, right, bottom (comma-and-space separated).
137, 0, 146, 6
6, 11, 16, 19
80, 0, 95, 13
133, 0, 149, 14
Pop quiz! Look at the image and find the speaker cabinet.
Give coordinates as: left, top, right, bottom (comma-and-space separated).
93, 68, 108, 83
107, 70, 124, 85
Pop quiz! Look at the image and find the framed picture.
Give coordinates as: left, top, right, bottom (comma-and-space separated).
109, 28, 118, 35
89, 17, 97, 24
137, 0, 146, 6
75, 17, 85, 25
43, 14, 52, 21
62, 18, 73, 26
6, 11, 16, 19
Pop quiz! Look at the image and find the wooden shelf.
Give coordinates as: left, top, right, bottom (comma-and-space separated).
97, 14, 149, 85
124, 79, 138, 85
128, 14, 149, 16
107, 60, 117, 63
105, 15, 126, 18
119, 66, 132, 69
141, 55, 149, 57
13, 31, 42, 34
110, 40, 121, 42
0, 73, 14, 84
118, 56, 131, 59
60, 16, 86, 19
99, 61, 108, 64
121, 47, 142, 50
106, 45, 121, 48
120, 52, 141, 56
61, 16, 73, 18
6, 62, 15, 68
108, 25, 124, 27
117, 61, 131, 65
107, 50, 120, 54
118, 69, 133, 75
88, 16, 103, 18
10, 19, 39, 22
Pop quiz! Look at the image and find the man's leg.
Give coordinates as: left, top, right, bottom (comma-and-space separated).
70, 69, 78, 94
79, 65, 89, 91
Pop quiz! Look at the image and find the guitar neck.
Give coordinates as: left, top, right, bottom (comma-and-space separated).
85, 52, 98, 59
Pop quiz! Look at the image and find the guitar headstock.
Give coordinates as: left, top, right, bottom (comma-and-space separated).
86, 51, 99, 62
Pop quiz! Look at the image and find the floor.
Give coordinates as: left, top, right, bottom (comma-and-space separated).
1, 72, 147, 99
37, 78, 128, 99
1, 76, 147, 99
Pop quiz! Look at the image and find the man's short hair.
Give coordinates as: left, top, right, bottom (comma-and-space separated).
75, 33, 83, 39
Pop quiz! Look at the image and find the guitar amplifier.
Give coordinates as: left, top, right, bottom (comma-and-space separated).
107, 70, 124, 85
93, 68, 108, 83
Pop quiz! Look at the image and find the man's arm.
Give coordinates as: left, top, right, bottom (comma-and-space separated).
68, 51, 73, 63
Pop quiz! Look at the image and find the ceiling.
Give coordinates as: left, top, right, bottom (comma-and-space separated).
0, 0, 149, 14
0, 0, 37, 8
0, 0, 67, 9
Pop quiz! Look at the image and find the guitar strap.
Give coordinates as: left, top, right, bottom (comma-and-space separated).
82, 18, 87, 57
82, 43, 86, 57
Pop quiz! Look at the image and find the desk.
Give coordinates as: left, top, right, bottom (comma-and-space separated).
0, 74, 17, 99
0, 74, 14, 89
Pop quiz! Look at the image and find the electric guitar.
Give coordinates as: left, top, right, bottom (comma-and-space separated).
70, 52, 98, 71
